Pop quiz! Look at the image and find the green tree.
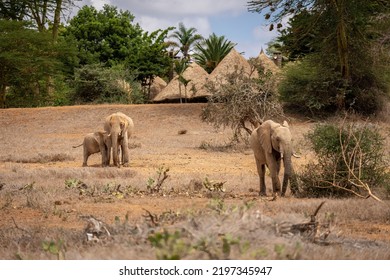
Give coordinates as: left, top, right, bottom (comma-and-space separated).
0, 20, 67, 107
0, 0, 28, 20
248, 0, 390, 114
126, 28, 173, 101
0, 0, 75, 40
169, 22, 203, 60
276, 10, 317, 61
194, 33, 236, 73
63, 4, 143, 66
173, 59, 190, 103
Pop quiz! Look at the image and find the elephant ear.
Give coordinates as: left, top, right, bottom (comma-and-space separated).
258, 122, 272, 154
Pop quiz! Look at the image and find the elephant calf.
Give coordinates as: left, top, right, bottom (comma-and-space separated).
73, 131, 111, 167
249, 120, 299, 197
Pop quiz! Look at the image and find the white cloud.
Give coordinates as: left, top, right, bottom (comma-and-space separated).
116, 0, 245, 17
136, 15, 211, 37
90, 0, 112, 10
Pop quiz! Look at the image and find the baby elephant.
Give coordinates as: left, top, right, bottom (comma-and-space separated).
73, 132, 111, 167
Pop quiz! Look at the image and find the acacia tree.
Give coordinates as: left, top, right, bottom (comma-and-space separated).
0, 20, 67, 107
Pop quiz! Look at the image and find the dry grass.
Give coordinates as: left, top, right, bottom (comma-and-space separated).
0, 103, 389, 260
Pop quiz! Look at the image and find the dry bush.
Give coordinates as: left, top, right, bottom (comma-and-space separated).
201, 67, 284, 141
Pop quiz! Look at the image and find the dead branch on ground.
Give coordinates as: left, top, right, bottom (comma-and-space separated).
277, 201, 330, 243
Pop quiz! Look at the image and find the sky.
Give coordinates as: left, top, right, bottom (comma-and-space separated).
71, 0, 280, 58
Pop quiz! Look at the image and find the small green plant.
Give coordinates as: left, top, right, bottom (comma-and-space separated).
148, 229, 191, 260
42, 239, 66, 260
64, 179, 89, 195
195, 233, 248, 259
146, 166, 170, 194
207, 198, 227, 214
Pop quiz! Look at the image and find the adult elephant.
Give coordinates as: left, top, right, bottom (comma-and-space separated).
249, 120, 298, 197
104, 112, 134, 167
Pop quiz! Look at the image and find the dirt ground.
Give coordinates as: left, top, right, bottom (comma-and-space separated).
0, 103, 389, 259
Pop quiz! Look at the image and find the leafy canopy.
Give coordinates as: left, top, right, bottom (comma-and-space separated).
0, 20, 71, 107
63, 4, 143, 66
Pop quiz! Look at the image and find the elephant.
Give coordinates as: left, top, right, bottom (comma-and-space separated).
249, 120, 299, 197
104, 112, 134, 167
73, 131, 111, 167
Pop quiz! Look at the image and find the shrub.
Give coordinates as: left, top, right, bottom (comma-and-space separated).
299, 120, 390, 199
279, 55, 388, 116
71, 64, 143, 104
278, 58, 343, 116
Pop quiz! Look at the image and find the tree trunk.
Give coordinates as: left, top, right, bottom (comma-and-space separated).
332, 0, 350, 110
0, 84, 7, 108
52, 0, 63, 41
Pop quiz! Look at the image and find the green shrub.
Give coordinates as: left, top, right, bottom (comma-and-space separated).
278, 59, 342, 115
278, 56, 387, 116
71, 64, 143, 104
299, 121, 390, 198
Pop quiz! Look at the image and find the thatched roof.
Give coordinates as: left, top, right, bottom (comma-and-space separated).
153, 62, 210, 102
149, 76, 167, 100
209, 48, 255, 83
257, 49, 280, 74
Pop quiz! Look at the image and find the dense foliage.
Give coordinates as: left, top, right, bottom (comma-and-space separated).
71, 64, 143, 104
299, 122, 390, 198
62, 5, 143, 67
0, 20, 75, 108
248, 0, 390, 115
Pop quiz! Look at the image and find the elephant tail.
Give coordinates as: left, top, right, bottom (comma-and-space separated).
72, 143, 83, 148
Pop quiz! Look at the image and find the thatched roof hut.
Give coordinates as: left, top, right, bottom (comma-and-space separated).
149, 76, 167, 100
153, 62, 210, 102
257, 49, 280, 74
208, 48, 256, 83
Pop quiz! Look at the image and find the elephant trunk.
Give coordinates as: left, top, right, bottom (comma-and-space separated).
111, 132, 120, 167
281, 147, 292, 196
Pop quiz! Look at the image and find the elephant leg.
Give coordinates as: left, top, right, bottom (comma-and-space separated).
271, 176, 281, 195
101, 146, 109, 167
259, 165, 267, 196
255, 159, 267, 196
82, 145, 89, 166
269, 166, 281, 195
267, 156, 281, 195
121, 138, 130, 167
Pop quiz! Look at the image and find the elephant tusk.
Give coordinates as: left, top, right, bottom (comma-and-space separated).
292, 153, 301, 158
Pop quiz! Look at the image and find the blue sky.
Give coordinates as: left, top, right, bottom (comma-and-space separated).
74, 0, 280, 58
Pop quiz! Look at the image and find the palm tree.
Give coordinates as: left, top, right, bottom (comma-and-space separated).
193, 33, 236, 73
173, 59, 190, 103
169, 22, 203, 60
